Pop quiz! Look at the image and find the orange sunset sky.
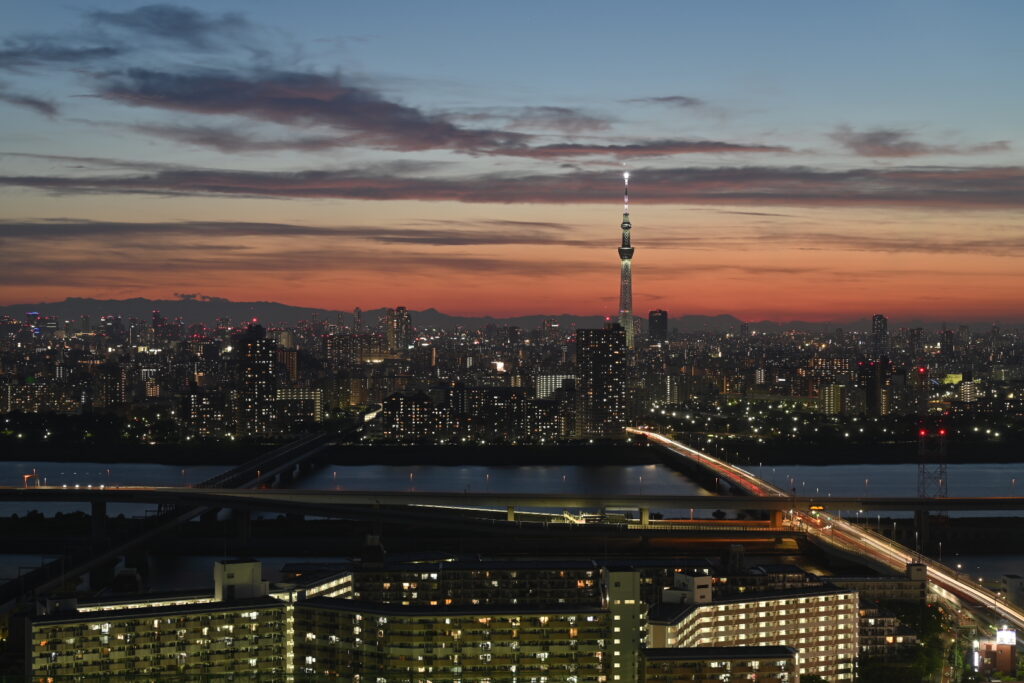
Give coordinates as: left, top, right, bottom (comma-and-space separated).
2, 2, 1022, 322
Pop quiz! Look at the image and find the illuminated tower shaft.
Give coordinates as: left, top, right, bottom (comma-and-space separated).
618, 173, 635, 349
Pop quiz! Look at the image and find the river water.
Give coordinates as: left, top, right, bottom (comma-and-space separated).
2, 459, 1023, 580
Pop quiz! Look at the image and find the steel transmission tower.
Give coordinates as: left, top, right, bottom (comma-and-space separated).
618, 172, 635, 350
917, 420, 948, 498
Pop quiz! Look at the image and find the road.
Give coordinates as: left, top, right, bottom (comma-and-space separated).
630, 428, 1024, 633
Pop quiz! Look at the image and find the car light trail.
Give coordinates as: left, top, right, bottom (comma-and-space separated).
630, 427, 1024, 631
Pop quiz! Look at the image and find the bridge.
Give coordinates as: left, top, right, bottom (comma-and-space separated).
629, 428, 1024, 632
0, 431, 335, 612
6, 426, 1024, 632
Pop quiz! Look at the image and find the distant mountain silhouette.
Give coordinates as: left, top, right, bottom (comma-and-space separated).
0, 297, 1009, 332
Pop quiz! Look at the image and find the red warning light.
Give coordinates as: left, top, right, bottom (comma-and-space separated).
939, 429, 947, 436
919, 429, 928, 437
918, 367, 927, 374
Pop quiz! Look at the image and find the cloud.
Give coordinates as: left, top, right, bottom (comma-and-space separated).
0, 84, 57, 116
452, 106, 610, 133
497, 139, 789, 158
831, 125, 1010, 157
753, 228, 1024, 257
625, 95, 706, 108
128, 123, 348, 153
0, 218, 586, 248
2, 163, 1021, 209
504, 106, 610, 133
97, 68, 530, 153
0, 235, 602, 284
0, 41, 122, 70
96, 69, 783, 157
89, 4, 249, 49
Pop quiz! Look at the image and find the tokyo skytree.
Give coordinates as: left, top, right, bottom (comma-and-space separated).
617, 172, 635, 349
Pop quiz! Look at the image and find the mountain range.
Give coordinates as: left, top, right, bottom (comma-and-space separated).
0, 297, 1010, 333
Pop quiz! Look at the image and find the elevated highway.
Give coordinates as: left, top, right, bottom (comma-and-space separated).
0, 431, 334, 612
7, 486, 1024, 514
630, 428, 1024, 632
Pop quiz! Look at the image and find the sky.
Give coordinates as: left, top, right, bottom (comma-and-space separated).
1, 1, 1022, 322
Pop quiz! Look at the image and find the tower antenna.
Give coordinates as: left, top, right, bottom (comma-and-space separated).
623, 169, 630, 214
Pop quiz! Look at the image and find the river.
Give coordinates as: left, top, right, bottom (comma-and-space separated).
1, 459, 1023, 580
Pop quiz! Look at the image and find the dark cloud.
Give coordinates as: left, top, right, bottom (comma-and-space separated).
831, 125, 1011, 157
0, 85, 57, 116
97, 68, 530, 152
90, 4, 248, 49
3, 163, 1021, 209
453, 106, 610, 133
625, 95, 706, 108
0, 241, 600, 282
0, 41, 122, 69
498, 139, 789, 158
97, 69, 782, 157
0, 219, 584, 248
129, 123, 348, 153
0, 151, 180, 172
754, 228, 1024, 257
504, 106, 610, 132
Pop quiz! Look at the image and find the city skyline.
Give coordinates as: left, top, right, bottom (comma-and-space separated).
2, 1, 1023, 320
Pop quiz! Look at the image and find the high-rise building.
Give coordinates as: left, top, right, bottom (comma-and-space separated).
649, 309, 668, 343
575, 325, 628, 438
618, 173, 636, 350
535, 373, 575, 399
870, 314, 889, 359
237, 324, 277, 437
862, 358, 892, 417
822, 383, 847, 415
384, 306, 412, 353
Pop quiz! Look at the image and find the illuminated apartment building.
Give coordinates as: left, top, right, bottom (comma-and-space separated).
30, 561, 649, 681
648, 585, 859, 681
341, 560, 605, 608
31, 561, 285, 680
640, 645, 799, 682
293, 599, 615, 680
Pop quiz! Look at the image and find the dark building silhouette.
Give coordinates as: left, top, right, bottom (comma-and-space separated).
649, 310, 668, 343
575, 325, 627, 438
861, 357, 892, 417
237, 323, 277, 437
870, 314, 889, 360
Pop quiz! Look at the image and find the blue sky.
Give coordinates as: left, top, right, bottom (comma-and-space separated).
1, 1, 1022, 319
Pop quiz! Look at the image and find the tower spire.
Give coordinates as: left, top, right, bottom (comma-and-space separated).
617, 171, 635, 350
624, 170, 629, 214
